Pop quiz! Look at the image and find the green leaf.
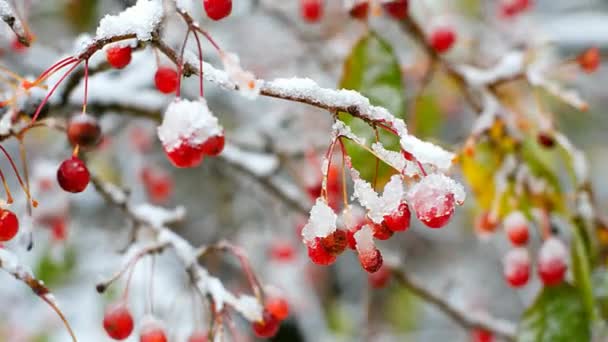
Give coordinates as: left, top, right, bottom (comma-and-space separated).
518, 284, 591, 342
338, 31, 405, 184
571, 219, 596, 321
35, 246, 77, 287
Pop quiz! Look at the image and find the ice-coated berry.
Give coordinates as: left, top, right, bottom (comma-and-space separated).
538, 237, 568, 286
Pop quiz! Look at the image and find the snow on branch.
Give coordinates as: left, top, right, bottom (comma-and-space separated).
0, 0, 29, 46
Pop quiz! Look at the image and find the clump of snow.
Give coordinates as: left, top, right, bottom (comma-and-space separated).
352, 174, 404, 223
503, 248, 529, 274
221, 52, 261, 99
157, 98, 223, 151
503, 211, 527, 230
354, 225, 375, 253
538, 237, 568, 263
301, 199, 338, 243
96, 0, 163, 41
400, 135, 455, 171
408, 174, 465, 205
234, 295, 263, 322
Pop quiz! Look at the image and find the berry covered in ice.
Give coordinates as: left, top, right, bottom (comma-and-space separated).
154, 66, 179, 94
57, 156, 90, 193
503, 248, 530, 288
407, 174, 464, 229
429, 27, 456, 54
0, 209, 19, 242
538, 237, 568, 286
371, 222, 393, 240
157, 99, 224, 168
106, 45, 132, 69
301, 199, 338, 243
67, 114, 102, 149
353, 175, 404, 224
383, 0, 408, 20
504, 211, 529, 246
203, 0, 232, 21
103, 302, 134, 340
252, 309, 280, 338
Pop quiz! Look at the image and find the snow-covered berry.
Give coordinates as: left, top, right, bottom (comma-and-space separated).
0, 209, 19, 242
203, 0, 232, 21
504, 211, 529, 246
538, 237, 568, 286
154, 67, 179, 94
383, 202, 410, 232
67, 114, 102, 149
139, 318, 167, 342
408, 174, 464, 229
307, 238, 337, 266
57, 156, 90, 193
103, 302, 134, 340
354, 226, 383, 273
371, 222, 393, 240
106, 46, 132, 69
503, 248, 530, 288
319, 229, 348, 256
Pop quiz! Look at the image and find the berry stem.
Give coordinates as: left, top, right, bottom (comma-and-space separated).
30, 60, 81, 124
0, 167, 13, 204
373, 126, 380, 190
322, 137, 338, 201
40, 294, 79, 342
0, 64, 26, 83
82, 58, 89, 114
35, 56, 77, 85
338, 137, 349, 209
194, 27, 222, 53
191, 30, 205, 97
176, 29, 192, 98
17, 137, 33, 215
0, 144, 37, 207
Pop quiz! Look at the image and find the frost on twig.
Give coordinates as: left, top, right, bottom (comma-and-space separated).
0, 0, 29, 46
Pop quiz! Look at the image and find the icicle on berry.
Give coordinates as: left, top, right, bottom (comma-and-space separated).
503, 248, 530, 288
103, 302, 134, 340
188, 331, 208, 342
269, 240, 296, 262
354, 226, 383, 273
200, 134, 225, 157
471, 328, 494, 342
307, 238, 337, 266
475, 211, 498, 237
383, 202, 411, 232
577, 47, 601, 74
429, 27, 456, 54
139, 318, 168, 342
266, 297, 290, 321
252, 309, 280, 338
301, 0, 323, 23
203, 0, 232, 21
0, 209, 19, 242
368, 264, 392, 289
157, 99, 223, 168
371, 222, 393, 240
538, 237, 568, 286
504, 211, 529, 246
67, 114, 102, 149
319, 229, 347, 255
106, 46, 132, 69
350, 1, 369, 20
408, 174, 463, 229
57, 156, 90, 193
154, 67, 179, 94
383, 0, 408, 20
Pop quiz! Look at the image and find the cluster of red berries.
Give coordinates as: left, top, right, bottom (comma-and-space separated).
165, 132, 225, 168
499, 0, 532, 18
501, 212, 568, 288
252, 296, 290, 338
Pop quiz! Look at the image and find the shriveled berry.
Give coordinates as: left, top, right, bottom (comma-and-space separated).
578, 47, 601, 74
266, 297, 289, 321
359, 248, 383, 273
319, 230, 347, 255
383, 202, 411, 232
67, 114, 102, 149
164, 140, 205, 168
301, 0, 323, 23
503, 248, 530, 288
57, 156, 90, 193
350, 2, 369, 20
383, 0, 408, 20
429, 27, 456, 54
139, 319, 167, 342
371, 222, 393, 240
203, 0, 232, 21
307, 238, 337, 266
471, 328, 494, 342
103, 303, 134, 340
188, 331, 208, 342
154, 67, 179, 94
200, 135, 225, 156
252, 309, 280, 338
538, 237, 568, 286
368, 264, 392, 288
0, 209, 19, 242
106, 46, 132, 69
504, 211, 529, 246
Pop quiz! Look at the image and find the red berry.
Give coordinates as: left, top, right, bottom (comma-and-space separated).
417, 193, 455, 229
350, 2, 369, 20
368, 264, 392, 288
139, 319, 167, 342
252, 310, 280, 338
475, 211, 498, 236
471, 328, 494, 342
0, 209, 19, 242
578, 47, 601, 73
383, 202, 411, 232
429, 27, 456, 54
307, 238, 337, 266
269, 240, 296, 262
266, 297, 290, 321
154, 67, 179, 94
164, 140, 205, 168
346, 223, 363, 250
57, 156, 90, 193
203, 0, 232, 21
67, 114, 102, 149
537, 132, 555, 148
359, 248, 383, 273
383, 0, 408, 20
106, 46, 132, 69
319, 230, 347, 255
500, 0, 532, 17
50, 217, 68, 241
188, 331, 208, 342
503, 248, 530, 288
301, 0, 323, 23
504, 211, 529, 246
103, 303, 134, 340
538, 237, 568, 286
140, 167, 173, 204
200, 135, 225, 156
371, 222, 393, 240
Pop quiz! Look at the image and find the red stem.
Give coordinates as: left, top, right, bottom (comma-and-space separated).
176, 29, 192, 98
191, 30, 205, 98
0, 144, 36, 206
36, 56, 76, 83
30, 60, 81, 123
82, 59, 89, 114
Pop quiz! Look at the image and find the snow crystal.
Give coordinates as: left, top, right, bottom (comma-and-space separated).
157, 98, 223, 151
221, 52, 261, 99
301, 199, 338, 242
538, 237, 568, 263
354, 225, 375, 253
96, 0, 163, 41
400, 135, 454, 171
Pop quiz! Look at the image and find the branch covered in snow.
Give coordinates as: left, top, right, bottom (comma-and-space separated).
0, 0, 30, 46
